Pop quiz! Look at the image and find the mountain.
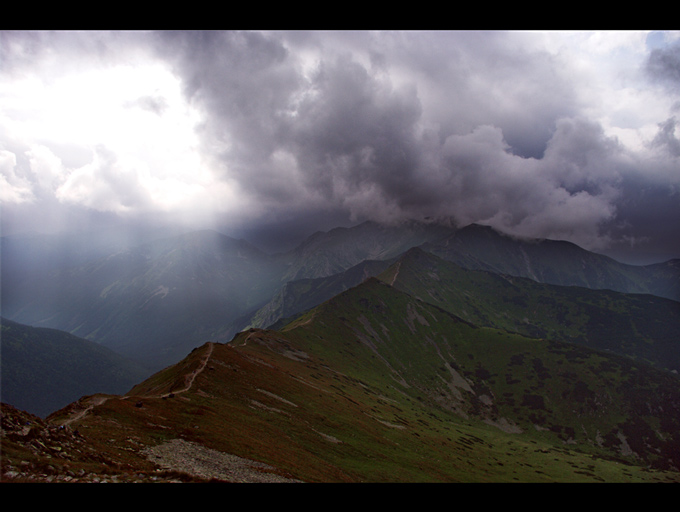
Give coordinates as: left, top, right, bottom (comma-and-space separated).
3, 219, 678, 375
3, 277, 679, 482
273, 220, 679, 301
277, 220, 455, 281
422, 223, 680, 300
1, 318, 147, 418
248, 257, 395, 330
640, 258, 680, 300
247, 219, 678, 331
248, 244, 680, 374
379, 247, 680, 373
1, 230, 286, 371
277, 278, 680, 471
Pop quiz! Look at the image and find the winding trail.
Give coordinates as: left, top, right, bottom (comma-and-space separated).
170, 342, 214, 397
49, 342, 304, 482
58, 342, 215, 426
60, 395, 112, 426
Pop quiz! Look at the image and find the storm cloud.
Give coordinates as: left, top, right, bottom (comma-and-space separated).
2, 30, 680, 263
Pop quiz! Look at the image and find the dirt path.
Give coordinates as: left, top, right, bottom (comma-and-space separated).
58, 343, 215, 426
60, 395, 113, 427
169, 342, 214, 397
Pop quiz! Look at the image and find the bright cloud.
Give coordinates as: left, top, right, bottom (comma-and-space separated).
0, 46, 249, 222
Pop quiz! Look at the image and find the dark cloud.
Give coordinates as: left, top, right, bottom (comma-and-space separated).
651, 117, 680, 157
366, 31, 579, 159
289, 54, 424, 208
646, 40, 680, 91
149, 31, 587, 232
2, 31, 680, 263
152, 31, 305, 206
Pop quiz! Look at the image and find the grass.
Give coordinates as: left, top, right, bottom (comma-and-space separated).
7, 278, 680, 483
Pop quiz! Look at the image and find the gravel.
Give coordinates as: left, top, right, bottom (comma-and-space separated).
142, 438, 303, 483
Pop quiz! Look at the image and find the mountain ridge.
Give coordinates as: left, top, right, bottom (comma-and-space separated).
421, 223, 680, 300
379, 247, 680, 373
2, 218, 678, 398
5, 274, 679, 482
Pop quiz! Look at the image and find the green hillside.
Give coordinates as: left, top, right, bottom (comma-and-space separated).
248, 258, 394, 329
12, 277, 676, 482
3, 222, 680, 483
277, 278, 680, 472
379, 248, 680, 373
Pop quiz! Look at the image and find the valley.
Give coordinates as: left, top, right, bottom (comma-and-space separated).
2, 220, 680, 483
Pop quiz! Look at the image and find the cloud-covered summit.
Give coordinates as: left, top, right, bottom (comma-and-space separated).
2, 30, 679, 263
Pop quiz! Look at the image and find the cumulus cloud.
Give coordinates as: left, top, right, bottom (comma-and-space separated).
2, 30, 680, 263
0, 149, 34, 204
651, 117, 680, 157
54, 145, 150, 212
646, 39, 680, 91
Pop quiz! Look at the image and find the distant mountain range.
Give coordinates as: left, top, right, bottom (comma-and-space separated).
2, 219, 679, 424
2, 229, 286, 370
422, 223, 680, 300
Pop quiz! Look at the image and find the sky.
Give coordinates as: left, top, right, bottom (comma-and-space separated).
2, 30, 680, 264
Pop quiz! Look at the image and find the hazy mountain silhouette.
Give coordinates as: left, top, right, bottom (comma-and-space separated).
1, 318, 147, 418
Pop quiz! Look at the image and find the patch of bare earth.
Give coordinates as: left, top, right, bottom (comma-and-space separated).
142, 438, 303, 483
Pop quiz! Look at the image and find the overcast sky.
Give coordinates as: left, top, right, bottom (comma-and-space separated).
2, 30, 680, 263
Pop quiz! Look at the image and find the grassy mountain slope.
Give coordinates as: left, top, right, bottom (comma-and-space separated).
278, 279, 680, 472
6, 278, 678, 483
379, 248, 680, 373
1, 318, 148, 418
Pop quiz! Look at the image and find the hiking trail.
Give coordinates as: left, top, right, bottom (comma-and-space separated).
57, 342, 215, 426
